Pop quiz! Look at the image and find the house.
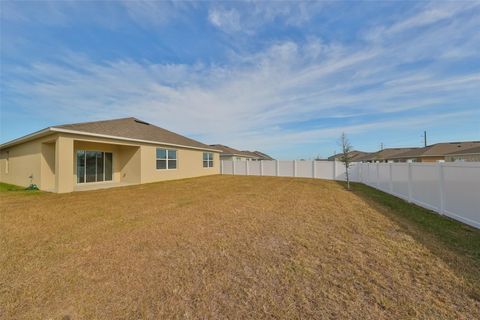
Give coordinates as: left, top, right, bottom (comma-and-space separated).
0, 117, 221, 193
327, 150, 369, 162
209, 144, 274, 161
210, 144, 253, 161
252, 151, 274, 160
389, 141, 480, 163
240, 150, 275, 161
445, 145, 480, 162
355, 148, 419, 163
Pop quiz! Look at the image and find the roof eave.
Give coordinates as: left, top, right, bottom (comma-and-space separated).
0, 128, 54, 149
1, 127, 221, 153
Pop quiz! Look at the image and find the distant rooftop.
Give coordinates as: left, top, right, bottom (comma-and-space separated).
392, 141, 480, 159
355, 148, 419, 161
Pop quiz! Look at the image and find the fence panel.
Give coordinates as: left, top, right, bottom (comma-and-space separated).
367, 164, 377, 187
222, 160, 233, 175
391, 164, 409, 200
377, 164, 390, 192
278, 160, 294, 177
334, 162, 347, 181
297, 160, 314, 178
248, 161, 262, 176
349, 163, 360, 182
262, 160, 277, 176
410, 163, 441, 211
315, 161, 335, 179
442, 163, 480, 228
235, 161, 247, 175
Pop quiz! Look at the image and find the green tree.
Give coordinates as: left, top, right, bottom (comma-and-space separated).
339, 132, 353, 190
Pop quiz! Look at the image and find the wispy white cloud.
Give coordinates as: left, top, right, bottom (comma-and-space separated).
2, 1, 479, 158
207, 1, 324, 34
208, 8, 242, 33
6, 34, 479, 148
121, 0, 195, 27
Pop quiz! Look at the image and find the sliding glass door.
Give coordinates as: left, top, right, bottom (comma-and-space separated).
77, 150, 113, 183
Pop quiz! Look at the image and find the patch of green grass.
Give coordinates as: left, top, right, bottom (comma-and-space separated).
0, 182, 40, 193
348, 182, 480, 263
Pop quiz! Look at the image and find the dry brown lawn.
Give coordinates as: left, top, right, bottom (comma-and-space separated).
1, 175, 479, 319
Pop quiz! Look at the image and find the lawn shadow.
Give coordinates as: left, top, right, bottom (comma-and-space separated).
334, 180, 480, 301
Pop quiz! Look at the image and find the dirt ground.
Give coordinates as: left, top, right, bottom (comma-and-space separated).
1, 175, 479, 319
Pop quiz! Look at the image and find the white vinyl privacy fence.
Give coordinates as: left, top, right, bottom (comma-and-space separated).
221, 160, 480, 229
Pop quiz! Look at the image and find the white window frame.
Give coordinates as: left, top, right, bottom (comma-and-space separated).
203, 152, 214, 168
76, 150, 113, 184
156, 148, 177, 170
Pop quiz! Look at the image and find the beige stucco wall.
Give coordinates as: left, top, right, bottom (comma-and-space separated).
0, 134, 58, 189
118, 146, 142, 184
1, 132, 220, 193
40, 142, 56, 191
446, 154, 480, 162
141, 146, 220, 184
419, 156, 445, 163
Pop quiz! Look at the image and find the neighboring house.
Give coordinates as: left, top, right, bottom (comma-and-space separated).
355, 148, 419, 163
445, 146, 480, 162
0, 117, 221, 193
210, 144, 253, 161
390, 141, 480, 163
209, 144, 273, 161
252, 151, 274, 160
240, 150, 275, 161
327, 150, 369, 162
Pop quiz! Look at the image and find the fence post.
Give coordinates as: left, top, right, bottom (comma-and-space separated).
376, 163, 380, 188
260, 160, 263, 176
407, 163, 413, 203
276, 160, 279, 176
312, 160, 316, 179
438, 162, 445, 214
293, 160, 297, 177
232, 161, 236, 176
246, 161, 249, 176
332, 160, 336, 180
366, 163, 370, 185
389, 163, 393, 193
221, 160, 224, 174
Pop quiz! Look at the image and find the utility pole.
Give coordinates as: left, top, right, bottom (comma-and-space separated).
380, 142, 384, 150
424, 131, 427, 147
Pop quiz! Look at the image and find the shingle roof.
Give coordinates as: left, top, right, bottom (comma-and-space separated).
241, 150, 262, 158
355, 148, 419, 161
210, 144, 251, 157
253, 151, 274, 160
446, 145, 480, 156
53, 117, 217, 151
239, 150, 274, 160
210, 145, 273, 159
393, 141, 480, 159
328, 150, 369, 161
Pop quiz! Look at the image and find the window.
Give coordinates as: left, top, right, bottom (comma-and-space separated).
156, 148, 177, 169
203, 152, 214, 168
76, 150, 113, 183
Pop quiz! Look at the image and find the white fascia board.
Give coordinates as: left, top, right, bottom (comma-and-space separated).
50, 128, 221, 152
1, 127, 221, 153
0, 128, 54, 149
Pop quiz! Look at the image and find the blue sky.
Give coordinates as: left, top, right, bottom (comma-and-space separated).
1, 1, 479, 159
